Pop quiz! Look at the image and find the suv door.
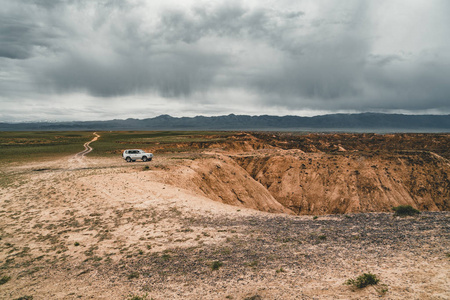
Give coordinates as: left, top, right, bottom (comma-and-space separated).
131, 150, 139, 160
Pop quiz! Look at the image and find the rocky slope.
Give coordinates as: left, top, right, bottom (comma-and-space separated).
235, 150, 449, 214
152, 133, 449, 215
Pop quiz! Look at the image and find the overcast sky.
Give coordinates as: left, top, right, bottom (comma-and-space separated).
1, 0, 449, 122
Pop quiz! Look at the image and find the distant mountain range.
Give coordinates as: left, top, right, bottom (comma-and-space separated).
1, 113, 449, 132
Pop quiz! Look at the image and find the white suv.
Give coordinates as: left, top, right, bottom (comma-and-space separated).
122, 149, 153, 162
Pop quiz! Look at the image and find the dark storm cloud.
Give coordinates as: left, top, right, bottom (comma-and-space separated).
158, 3, 303, 44
0, 9, 59, 60
0, 0, 449, 121
0, 19, 36, 59
38, 47, 227, 97
365, 58, 450, 110
23, 1, 310, 98
25, 1, 240, 97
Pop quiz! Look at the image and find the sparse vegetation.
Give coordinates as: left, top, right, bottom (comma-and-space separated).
376, 284, 389, 296
127, 272, 139, 279
246, 260, 258, 267
244, 296, 262, 300
211, 260, 223, 270
345, 273, 380, 289
84, 245, 98, 256
0, 275, 11, 285
0, 131, 93, 163
392, 205, 420, 216
161, 254, 171, 261
126, 293, 148, 300
351, 234, 360, 240
13, 296, 33, 300
88, 131, 234, 157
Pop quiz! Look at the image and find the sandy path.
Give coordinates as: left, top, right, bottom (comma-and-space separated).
67, 132, 100, 169
75, 132, 100, 157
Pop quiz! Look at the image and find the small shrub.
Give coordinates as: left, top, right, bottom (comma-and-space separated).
318, 235, 327, 240
345, 273, 379, 289
127, 272, 139, 280
244, 296, 262, 300
211, 260, 223, 270
221, 247, 232, 255
313, 216, 318, 220
0, 275, 11, 285
376, 284, 389, 296
14, 296, 33, 300
142, 166, 150, 171
276, 267, 285, 273
161, 254, 171, 261
351, 234, 360, 240
126, 293, 148, 300
246, 260, 258, 267
392, 205, 420, 216
74, 242, 80, 246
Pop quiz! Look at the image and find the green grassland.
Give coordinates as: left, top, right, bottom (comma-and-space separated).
0, 131, 94, 163
0, 131, 235, 163
90, 131, 234, 157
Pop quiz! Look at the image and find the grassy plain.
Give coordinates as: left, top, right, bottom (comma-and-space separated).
0, 131, 235, 163
89, 131, 234, 157
0, 131, 93, 163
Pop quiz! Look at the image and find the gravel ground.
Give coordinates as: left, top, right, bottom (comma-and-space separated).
94, 211, 449, 299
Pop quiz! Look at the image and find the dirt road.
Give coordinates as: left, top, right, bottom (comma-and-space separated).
68, 132, 100, 168
75, 132, 100, 157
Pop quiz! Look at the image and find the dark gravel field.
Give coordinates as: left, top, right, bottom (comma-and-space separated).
92, 211, 449, 299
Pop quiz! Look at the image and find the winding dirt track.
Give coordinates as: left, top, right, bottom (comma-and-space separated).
75, 132, 100, 157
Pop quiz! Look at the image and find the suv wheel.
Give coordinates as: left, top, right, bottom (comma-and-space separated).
142, 156, 148, 162
126, 157, 132, 162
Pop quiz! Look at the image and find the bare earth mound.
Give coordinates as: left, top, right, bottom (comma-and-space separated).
0, 132, 449, 299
